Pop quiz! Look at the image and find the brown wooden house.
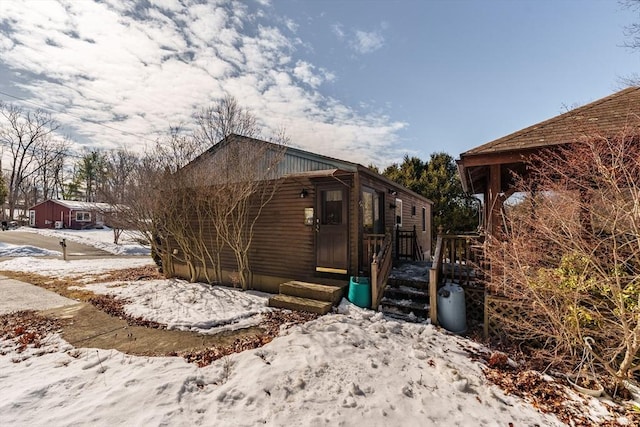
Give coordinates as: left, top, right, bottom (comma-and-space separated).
168, 134, 433, 298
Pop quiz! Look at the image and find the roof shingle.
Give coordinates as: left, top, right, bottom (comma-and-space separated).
462, 86, 640, 157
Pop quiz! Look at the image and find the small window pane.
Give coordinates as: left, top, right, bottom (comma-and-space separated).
363, 191, 373, 230
76, 212, 91, 222
322, 190, 343, 225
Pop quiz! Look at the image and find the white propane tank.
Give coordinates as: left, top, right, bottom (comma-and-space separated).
437, 282, 467, 334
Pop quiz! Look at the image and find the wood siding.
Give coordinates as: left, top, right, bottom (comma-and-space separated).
170, 177, 319, 291
168, 168, 432, 293
358, 173, 432, 260
248, 179, 316, 279
30, 200, 68, 229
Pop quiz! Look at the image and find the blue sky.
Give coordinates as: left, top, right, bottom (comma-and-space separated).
0, 0, 638, 168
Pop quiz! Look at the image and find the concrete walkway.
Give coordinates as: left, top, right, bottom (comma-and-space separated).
0, 275, 78, 315
1, 274, 265, 356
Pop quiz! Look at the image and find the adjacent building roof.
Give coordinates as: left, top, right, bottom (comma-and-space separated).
461, 86, 640, 157
458, 86, 640, 194
29, 199, 115, 211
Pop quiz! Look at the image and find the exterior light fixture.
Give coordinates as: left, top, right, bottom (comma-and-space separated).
300, 189, 308, 198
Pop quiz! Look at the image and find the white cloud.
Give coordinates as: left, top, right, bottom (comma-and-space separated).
293, 61, 324, 88
352, 30, 385, 54
0, 0, 402, 165
331, 23, 345, 39
332, 21, 386, 55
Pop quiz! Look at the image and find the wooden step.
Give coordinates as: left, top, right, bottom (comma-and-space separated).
383, 310, 427, 323
380, 297, 430, 319
384, 286, 430, 303
268, 294, 333, 315
279, 281, 344, 305
387, 277, 429, 290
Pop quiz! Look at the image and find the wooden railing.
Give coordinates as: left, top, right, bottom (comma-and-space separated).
429, 232, 484, 324
363, 233, 386, 272
396, 225, 424, 261
371, 233, 393, 309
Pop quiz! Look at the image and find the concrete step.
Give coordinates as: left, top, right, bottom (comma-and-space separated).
279, 281, 344, 305
268, 294, 333, 315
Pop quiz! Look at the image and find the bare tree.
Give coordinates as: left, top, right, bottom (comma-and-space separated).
215, 139, 285, 290
623, 0, 640, 50
193, 95, 261, 147
105, 129, 205, 272
99, 149, 139, 204
97, 148, 140, 243
112, 150, 169, 268
0, 173, 8, 208
35, 138, 69, 201
113, 97, 288, 287
180, 137, 286, 288
486, 125, 640, 386
0, 102, 62, 219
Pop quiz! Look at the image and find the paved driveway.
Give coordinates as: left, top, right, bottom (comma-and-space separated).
0, 231, 112, 258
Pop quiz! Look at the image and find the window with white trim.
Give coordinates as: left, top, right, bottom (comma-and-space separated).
395, 198, 402, 227
76, 211, 91, 222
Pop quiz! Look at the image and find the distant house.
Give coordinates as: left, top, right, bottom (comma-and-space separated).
167, 134, 433, 295
27, 200, 114, 230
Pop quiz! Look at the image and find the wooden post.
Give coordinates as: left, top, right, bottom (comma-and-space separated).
371, 253, 378, 309
486, 163, 502, 239
394, 226, 399, 261
60, 238, 67, 261
429, 267, 438, 325
429, 230, 444, 325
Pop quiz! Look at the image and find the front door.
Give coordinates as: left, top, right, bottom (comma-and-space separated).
316, 184, 348, 274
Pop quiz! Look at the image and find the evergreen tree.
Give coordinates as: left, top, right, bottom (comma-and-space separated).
78, 150, 108, 202
383, 153, 478, 238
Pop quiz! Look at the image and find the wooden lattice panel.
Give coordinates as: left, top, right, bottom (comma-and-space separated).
484, 295, 526, 339
462, 285, 485, 324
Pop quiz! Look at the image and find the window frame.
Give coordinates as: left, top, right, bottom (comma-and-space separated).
75, 211, 91, 222
395, 198, 403, 227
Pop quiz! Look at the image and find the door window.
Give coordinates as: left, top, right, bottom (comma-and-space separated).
362, 188, 383, 233
322, 190, 343, 225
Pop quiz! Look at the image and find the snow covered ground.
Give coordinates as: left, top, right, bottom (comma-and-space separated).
0, 234, 633, 426
0, 241, 60, 257
17, 226, 151, 256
